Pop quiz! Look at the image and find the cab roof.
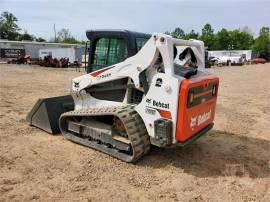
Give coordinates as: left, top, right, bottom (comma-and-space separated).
86, 29, 151, 41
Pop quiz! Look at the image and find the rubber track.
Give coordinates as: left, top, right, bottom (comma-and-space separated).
59, 105, 150, 162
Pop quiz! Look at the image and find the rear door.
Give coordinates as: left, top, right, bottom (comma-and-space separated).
176, 76, 219, 142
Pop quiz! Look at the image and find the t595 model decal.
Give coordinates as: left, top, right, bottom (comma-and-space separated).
145, 106, 172, 120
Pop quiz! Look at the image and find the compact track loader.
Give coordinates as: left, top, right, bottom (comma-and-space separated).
27, 30, 219, 162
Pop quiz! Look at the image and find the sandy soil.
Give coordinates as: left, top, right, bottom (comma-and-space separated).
0, 64, 269, 201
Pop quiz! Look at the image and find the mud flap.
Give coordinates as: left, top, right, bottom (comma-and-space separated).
26, 95, 74, 134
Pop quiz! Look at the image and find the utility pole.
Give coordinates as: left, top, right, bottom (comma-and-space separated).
53, 24, 56, 42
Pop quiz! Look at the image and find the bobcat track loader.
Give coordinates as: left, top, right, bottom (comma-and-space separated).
27, 30, 219, 162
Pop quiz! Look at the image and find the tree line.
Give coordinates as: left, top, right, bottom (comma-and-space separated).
166, 24, 269, 60
1, 11, 269, 60
0, 11, 83, 44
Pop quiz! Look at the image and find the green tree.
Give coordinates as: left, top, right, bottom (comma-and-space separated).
0, 11, 21, 40
170, 27, 185, 39
57, 28, 79, 43
229, 29, 253, 50
35, 37, 46, 42
17, 30, 35, 41
253, 27, 270, 60
241, 28, 254, 49
201, 23, 215, 49
215, 28, 231, 50
183, 29, 200, 40
62, 37, 78, 44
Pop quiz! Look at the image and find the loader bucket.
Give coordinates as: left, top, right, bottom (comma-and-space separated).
26, 95, 74, 134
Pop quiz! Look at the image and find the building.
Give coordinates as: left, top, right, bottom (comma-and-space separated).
0, 40, 85, 63
208, 50, 256, 61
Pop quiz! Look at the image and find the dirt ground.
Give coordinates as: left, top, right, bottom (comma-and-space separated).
0, 63, 269, 201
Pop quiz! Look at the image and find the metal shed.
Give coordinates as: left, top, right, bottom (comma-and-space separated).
0, 40, 84, 62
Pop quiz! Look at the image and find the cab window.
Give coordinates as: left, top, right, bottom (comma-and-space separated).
136, 38, 148, 51
92, 38, 128, 71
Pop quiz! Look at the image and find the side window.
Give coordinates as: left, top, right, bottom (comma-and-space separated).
107, 38, 128, 65
136, 38, 148, 51
93, 38, 128, 71
93, 38, 109, 69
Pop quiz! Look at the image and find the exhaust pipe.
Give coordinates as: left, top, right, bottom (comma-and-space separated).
26, 95, 74, 134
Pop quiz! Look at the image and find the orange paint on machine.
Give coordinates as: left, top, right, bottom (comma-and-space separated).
176, 75, 219, 142
157, 109, 172, 120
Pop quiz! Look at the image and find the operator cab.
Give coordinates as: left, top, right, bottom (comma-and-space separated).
85, 29, 151, 73
85, 30, 200, 79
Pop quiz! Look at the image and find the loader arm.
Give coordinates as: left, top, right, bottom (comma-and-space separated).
71, 33, 205, 94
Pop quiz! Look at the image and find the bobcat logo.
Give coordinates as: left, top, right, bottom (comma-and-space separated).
74, 82, 80, 88
146, 99, 152, 104
190, 110, 212, 129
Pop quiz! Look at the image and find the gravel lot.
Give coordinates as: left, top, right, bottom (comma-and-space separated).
0, 64, 269, 201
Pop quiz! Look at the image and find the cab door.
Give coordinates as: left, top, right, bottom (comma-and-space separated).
90, 37, 128, 72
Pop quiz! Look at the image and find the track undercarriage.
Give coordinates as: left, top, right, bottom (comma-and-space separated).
59, 105, 150, 162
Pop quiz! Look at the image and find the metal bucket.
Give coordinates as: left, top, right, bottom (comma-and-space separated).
26, 95, 74, 134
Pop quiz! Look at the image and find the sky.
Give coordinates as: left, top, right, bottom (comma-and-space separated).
1, 0, 270, 41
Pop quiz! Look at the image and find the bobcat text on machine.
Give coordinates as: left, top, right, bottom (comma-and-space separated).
27, 30, 219, 162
